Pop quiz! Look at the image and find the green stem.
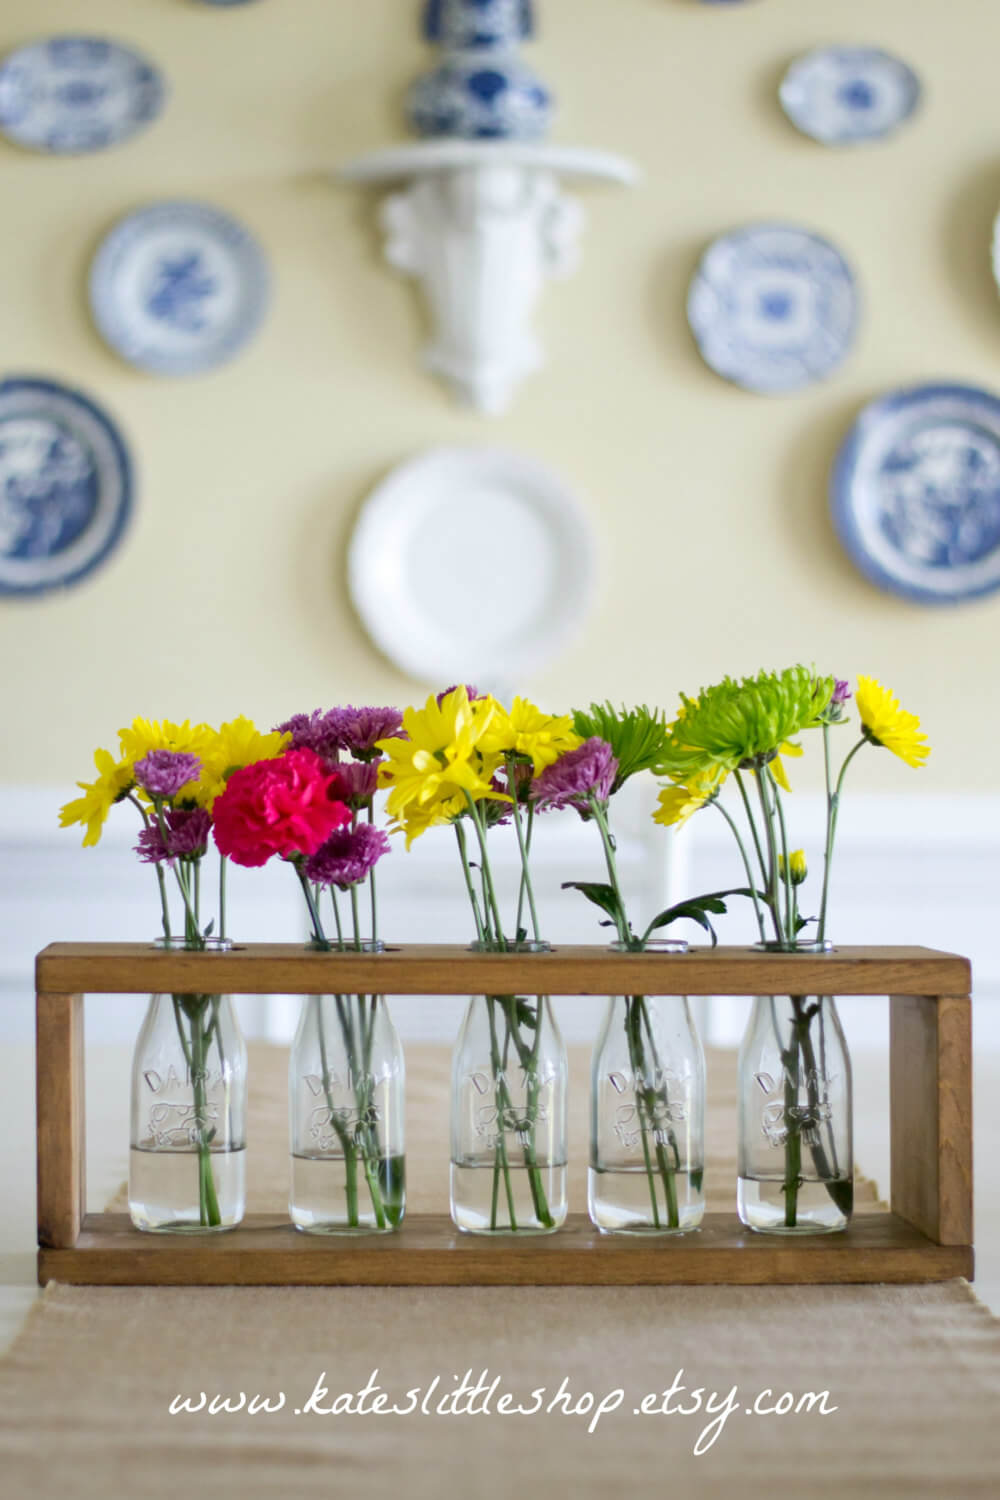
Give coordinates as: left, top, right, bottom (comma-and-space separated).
766, 769, 795, 940
366, 802, 378, 946
454, 822, 487, 945
588, 796, 631, 946
506, 756, 541, 943
817, 737, 866, 943
514, 803, 536, 941
753, 771, 784, 946
710, 798, 767, 943
734, 769, 769, 888
219, 855, 227, 943
295, 867, 330, 950
463, 794, 506, 949
485, 998, 518, 1229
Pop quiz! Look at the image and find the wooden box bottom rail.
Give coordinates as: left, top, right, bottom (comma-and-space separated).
37, 1212, 973, 1287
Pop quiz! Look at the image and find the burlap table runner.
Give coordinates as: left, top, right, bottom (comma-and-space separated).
3, 1044, 998, 1498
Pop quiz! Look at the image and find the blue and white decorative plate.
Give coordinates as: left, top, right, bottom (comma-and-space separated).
0, 37, 165, 154
831, 384, 1000, 604
687, 224, 860, 394
0, 377, 132, 597
89, 202, 270, 376
780, 47, 921, 147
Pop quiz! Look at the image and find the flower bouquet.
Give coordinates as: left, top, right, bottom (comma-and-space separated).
60, 716, 288, 1231
212, 707, 404, 1234
376, 686, 581, 1234
654, 668, 930, 1233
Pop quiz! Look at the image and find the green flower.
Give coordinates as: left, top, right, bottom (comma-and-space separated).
655, 667, 835, 783
571, 702, 671, 792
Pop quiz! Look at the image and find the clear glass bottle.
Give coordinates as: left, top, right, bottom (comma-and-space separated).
589, 946, 706, 1234
450, 944, 568, 1235
289, 974, 405, 1234
738, 986, 853, 1234
128, 938, 247, 1233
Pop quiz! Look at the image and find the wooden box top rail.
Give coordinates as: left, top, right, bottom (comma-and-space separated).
35, 943, 971, 997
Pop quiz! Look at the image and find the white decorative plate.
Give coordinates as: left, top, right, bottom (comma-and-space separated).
348, 447, 596, 687
0, 376, 133, 597
687, 223, 860, 394
831, 383, 1000, 604
89, 202, 269, 375
780, 46, 921, 147
0, 37, 165, 154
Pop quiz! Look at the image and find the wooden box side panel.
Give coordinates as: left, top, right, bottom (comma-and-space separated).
890, 994, 973, 1246
36, 992, 86, 1249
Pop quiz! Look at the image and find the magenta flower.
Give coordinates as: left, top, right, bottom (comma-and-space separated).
531, 738, 618, 814
331, 758, 381, 809
135, 807, 212, 863
134, 750, 202, 800
304, 823, 391, 889
275, 706, 404, 763
832, 678, 852, 706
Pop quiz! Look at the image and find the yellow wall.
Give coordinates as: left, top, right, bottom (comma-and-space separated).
1, 0, 998, 794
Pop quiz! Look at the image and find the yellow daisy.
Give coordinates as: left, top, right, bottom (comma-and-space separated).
478, 696, 581, 775
375, 686, 507, 823
196, 717, 291, 808
59, 748, 135, 847
652, 768, 727, 829
855, 677, 930, 768
770, 739, 804, 793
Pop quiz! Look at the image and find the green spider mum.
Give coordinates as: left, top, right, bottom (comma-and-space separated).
571, 702, 671, 793
654, 667, 835, 783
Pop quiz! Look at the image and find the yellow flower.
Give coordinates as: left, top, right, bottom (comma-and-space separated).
478, 696, 582, 775
778, 849, 808, 886
59, 748, 134, 846
195, 717, 291, 808
652, 768, 727, 829
770, 740, 803, 793
118, 716, 215, 765
392, 791, 467, 849
855, 677, 930, 768
375, 686, 507, 825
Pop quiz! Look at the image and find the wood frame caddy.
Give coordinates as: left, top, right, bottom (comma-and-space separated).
35, 943, 974, 1287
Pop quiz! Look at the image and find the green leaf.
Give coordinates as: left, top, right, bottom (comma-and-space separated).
561, 880, 625, 926
202, 919, 215, 939
515, 998, 538, 1030
638, 886, 766, 949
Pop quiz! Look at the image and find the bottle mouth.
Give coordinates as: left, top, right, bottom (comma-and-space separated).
609, 938, 689, 954
153, 936, 234, 953
752, 939, 834, 954
469, 939, 551, 954
307, 938, 386, 954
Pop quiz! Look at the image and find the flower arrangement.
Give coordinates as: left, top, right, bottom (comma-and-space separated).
59, 715, 288, 1230
375, 685, 582, 1232
651, 667, 930, 1232
212, 706, 403, 1232
651, 669, 930, 948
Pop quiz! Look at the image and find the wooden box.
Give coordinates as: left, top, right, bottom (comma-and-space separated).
35, 943, 973, 1287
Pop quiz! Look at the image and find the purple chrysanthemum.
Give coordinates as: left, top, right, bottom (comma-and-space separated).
832, 678, 852, 706
134, 750, 202, 800
275, 706, 404, 763
331, 758, 381, 809
531, 738, 618, 813
304, 823, 391, 889
135, 807, 212, 864
436, 684, 483, 706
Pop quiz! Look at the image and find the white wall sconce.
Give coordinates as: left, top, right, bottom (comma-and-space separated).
340, 1, 638, 415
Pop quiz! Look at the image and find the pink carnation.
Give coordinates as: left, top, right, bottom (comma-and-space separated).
212, 748, 350, 868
